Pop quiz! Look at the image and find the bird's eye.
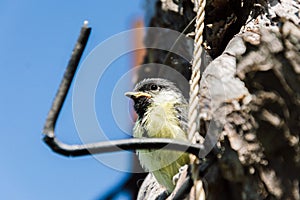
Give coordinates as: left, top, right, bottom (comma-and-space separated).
150, 84, 159, 91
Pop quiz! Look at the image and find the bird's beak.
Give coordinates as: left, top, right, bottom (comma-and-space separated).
125, 91, 151, 99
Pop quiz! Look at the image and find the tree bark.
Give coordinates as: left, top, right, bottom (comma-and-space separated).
136, 0, 300, 199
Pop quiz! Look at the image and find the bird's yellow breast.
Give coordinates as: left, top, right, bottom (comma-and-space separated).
133, 101, 189, 192
135, 101, 186, 140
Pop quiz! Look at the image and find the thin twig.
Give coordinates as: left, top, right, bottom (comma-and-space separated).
162, 16, 196, 65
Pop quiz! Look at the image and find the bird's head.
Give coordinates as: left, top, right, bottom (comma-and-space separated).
125, 78, 187, 119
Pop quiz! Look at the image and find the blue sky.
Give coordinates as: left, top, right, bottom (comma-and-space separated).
0, 1, 144, 199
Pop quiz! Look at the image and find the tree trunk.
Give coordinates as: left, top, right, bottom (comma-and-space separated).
136, 0, 300, 199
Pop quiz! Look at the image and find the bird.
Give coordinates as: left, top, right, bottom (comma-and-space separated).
125, 78, 190, 193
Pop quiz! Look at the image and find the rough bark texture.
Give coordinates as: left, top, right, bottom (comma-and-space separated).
136, 0, 300, 199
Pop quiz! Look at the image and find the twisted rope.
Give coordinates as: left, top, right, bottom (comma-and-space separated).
188, 0, 206, 199
188, 0, 205, 141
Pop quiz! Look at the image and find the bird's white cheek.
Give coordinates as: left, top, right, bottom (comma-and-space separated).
153, 92, 178, 104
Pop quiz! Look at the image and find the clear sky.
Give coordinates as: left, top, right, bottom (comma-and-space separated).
0, 1, 144, 199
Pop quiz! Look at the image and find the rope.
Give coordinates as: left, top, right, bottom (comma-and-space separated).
188, 0, 205, 141
188, 0, 206, 199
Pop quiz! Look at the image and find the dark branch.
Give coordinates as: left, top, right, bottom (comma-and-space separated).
44, 136, 204, 157
42, 22, 204, 157
43, 22, 91, 136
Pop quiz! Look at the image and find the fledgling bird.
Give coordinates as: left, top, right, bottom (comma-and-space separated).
125, 78, 190, 193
